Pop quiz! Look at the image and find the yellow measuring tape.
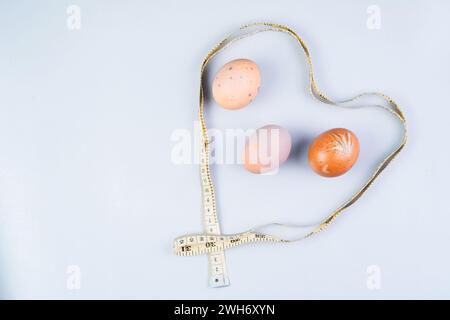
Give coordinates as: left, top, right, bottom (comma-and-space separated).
173, 22, 408, 287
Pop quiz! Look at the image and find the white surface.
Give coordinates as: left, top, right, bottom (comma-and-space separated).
0, 0, 449, 299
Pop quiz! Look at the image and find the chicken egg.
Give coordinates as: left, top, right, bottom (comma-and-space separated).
308, 128, 359, 177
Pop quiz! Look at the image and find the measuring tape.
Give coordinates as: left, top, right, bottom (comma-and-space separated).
173, 23, 408, 287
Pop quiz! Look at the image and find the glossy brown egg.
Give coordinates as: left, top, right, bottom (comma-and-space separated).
308, 128, 360, 177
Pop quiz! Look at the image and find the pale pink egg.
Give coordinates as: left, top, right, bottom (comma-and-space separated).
212, 59, 261, 110
243, 125, 292, 174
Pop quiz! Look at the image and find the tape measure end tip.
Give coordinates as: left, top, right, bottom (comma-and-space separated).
209, 275, 230, 288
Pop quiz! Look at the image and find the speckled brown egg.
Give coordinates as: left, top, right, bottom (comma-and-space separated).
212, 59, 261, 110
308, 128, 360, 177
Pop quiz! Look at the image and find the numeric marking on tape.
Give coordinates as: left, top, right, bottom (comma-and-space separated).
200, 136, 230, 287
174, 232, 285, 256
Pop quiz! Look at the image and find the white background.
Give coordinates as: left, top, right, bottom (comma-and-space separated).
0, 0, 449, 299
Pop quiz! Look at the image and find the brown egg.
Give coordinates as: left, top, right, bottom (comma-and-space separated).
308, 128, 360, 177
212, 59, 261, 110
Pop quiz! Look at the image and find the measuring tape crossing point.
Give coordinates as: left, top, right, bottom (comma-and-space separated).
174, 22, 407, 288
